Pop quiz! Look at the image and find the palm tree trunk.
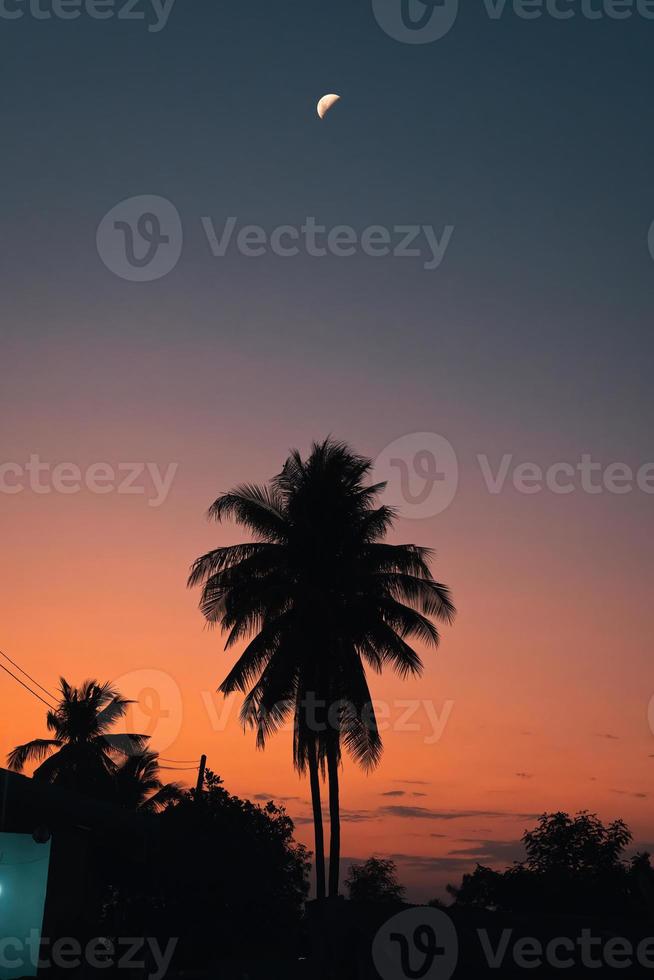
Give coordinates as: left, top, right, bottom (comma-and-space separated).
326, 736, 341, 899
308, 738, 326, 902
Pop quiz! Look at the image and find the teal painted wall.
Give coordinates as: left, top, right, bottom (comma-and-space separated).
0, 833, 51, 979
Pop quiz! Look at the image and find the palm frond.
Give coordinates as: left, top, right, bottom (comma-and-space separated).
140, 782, 184, 812
219, 614, 292, 694
207, 485, 287, 542
239, 653, 298, 748
7, 738, 61, 772
356, 622, 424, 679
362, 543, 436, 577
378, 597, 442, 648
376, 573, 456, 623
337, 653, 383, 771
95, 696, 134, 733
187, 542, 279, 588
101, 733, 148, 756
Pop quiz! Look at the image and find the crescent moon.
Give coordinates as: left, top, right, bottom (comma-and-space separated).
317, 94, 341, 120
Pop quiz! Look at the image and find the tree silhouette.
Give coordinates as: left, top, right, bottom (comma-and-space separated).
189, 438, 455, 898
522, 810, 631, 874
113, 750, 183, 811
7, 677, 146, 798
345, 857, 406, 903
447, 811, 637, 917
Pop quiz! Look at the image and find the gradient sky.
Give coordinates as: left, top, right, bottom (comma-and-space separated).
1, 0, 654, 901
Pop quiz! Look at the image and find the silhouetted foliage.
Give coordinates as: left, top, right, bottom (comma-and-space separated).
345, 857, 406, 903
101, 770, 310, 967
523, 810, 631, 874
189, 437, 455, 898
7, 678, 146, 796
446, 811, 650, 917
112, 750, 183, 811
7, 678, 180, 809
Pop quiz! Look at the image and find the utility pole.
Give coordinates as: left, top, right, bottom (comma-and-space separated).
195, 754, 207, 800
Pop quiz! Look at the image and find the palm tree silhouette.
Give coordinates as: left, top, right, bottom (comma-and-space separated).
7, 677, 146, 797
113, 750, 183, 811
189, 438, 455, 898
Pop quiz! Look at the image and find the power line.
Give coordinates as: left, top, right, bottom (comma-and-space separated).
160, 765, 198, 771
0, 661, 56, 710
159, 758, 200, 764
0, 648, 56, 701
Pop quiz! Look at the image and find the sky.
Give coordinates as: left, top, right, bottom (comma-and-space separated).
1, 0, 654, 901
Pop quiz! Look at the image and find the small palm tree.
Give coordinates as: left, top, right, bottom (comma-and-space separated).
113, 751, 183, 812
189, 439, 455, 898
8, 677, 146, 797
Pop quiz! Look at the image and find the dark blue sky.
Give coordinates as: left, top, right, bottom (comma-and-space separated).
2, 2, 652, 452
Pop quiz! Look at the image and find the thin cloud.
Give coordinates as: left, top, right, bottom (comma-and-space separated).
341, 808, 374, 822
254, 793, 301, 802
290, 805, 374, 826
342, 852, 471, 875
381, 790, 406, 797
379, 806, 540, 822
448, 839, 524, 863
388, 853, 476, 874
611, 790, 648, 800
